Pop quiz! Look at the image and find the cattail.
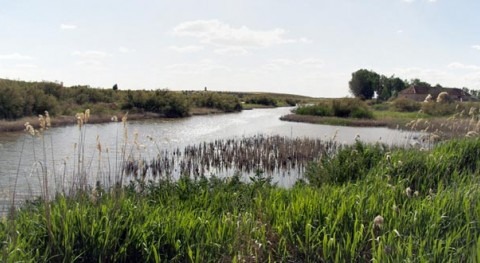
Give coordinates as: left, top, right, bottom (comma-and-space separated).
45, 111, 51, 128
373, 215, 384, 228
85, 109, 91, 123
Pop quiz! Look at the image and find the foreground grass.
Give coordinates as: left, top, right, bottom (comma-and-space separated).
2, 139, 480, 262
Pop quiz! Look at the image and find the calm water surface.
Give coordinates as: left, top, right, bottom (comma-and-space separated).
0, 107, 418, 209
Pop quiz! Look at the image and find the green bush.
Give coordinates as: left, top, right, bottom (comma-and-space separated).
331, 98, 373, 119
295, 102, 332, 116
391, 98, 421, 112
421, 102, 457, 116
295, 98, 373, 119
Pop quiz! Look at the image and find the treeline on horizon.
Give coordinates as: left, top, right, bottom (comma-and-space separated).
0, 79, 302, 120
348, 69, 480, 101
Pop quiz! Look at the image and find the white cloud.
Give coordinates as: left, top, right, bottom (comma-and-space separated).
118, 46, 136, 53
15, 64, 38, 69
173, 20, 307, 50
169, 45, 204, 53
214, 47, 248, 56
264, 58, 324, 71
448, 62, 480, 71
60, 24, 77, 30
0, 53, 33, 60
72, 50, 109, 59
472, 45, 480, 51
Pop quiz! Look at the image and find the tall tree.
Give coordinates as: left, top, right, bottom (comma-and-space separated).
349, 69, 380, 100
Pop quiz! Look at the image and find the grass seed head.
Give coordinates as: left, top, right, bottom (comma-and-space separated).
85, 109, 91, 123
406, 187, 413, 198
24, 122, 35, 136
373, 215, 384, 228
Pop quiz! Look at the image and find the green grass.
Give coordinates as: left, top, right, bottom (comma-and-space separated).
372, 110, 429, 120
2, 138, 480, 262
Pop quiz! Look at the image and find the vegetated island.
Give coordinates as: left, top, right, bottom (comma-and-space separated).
0, 78, 315, 132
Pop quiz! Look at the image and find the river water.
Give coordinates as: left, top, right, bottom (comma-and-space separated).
0, 107, 419, 210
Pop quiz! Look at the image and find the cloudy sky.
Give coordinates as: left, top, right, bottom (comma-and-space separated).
0, 0, 479, 97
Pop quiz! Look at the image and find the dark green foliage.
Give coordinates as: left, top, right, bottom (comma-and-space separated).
378, 76, 406, 101
391, 98, 421, 112
349, 69, 380, 100
244, 95, 278, 106
190, 91, 242, 112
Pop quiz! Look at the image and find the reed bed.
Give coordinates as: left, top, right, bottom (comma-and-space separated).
123, 135, 340, 183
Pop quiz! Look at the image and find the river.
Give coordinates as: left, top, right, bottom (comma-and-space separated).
0, 107, 419, 211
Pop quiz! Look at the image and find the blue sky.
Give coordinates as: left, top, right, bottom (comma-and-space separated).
0, 0, 479, 97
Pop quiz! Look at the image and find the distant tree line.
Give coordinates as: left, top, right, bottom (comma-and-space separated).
348, 69, 478, 101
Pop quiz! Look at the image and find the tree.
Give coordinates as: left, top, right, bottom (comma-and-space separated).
377, 75, 406, 101
113, 83, 118, 91
349, 69, 380, 100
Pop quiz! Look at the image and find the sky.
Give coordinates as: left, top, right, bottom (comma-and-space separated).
0, 0, 479, 97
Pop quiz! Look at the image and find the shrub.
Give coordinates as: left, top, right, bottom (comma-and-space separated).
294, 102, 332, 116
421, 102, 457, 116
391, 98, 421, 112
331, 98, 373, 119
295, 99, 373, 119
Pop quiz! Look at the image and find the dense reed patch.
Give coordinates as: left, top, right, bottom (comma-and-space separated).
123, 135, 339, 182
2, 138, 480, 262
